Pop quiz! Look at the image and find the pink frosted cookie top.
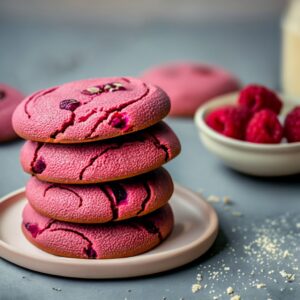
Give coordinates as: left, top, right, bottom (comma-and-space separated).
20, 121, 181, 184
12, 77, 170, 143
26, 168, 173, 223
0, 83, 24, 141
22, 203, 174, 259
142, 62, 240, 117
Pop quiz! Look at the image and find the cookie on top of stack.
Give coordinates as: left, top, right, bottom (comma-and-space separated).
12, 77, 181, 259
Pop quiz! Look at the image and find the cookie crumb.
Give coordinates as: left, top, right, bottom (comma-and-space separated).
279, 270, 295, 282
191, 283, 202, 293
224, 266, 230, 271
196, 273, 203, 281
283, 250, 290, 258
230, 296, 241, 300
207, 195, 220, 203
227, 287, 234, 295
256, 283, 266, 289
52, 287, 62, 292
223, 196, 231, 204
232, 211, 242, 217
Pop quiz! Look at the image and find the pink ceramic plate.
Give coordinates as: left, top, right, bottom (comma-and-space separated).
0, 184, 218, 278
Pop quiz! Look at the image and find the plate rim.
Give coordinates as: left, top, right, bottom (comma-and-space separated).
0, 183, 218, 277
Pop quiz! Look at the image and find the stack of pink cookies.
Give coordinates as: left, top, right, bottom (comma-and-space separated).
12, 77, 181, 259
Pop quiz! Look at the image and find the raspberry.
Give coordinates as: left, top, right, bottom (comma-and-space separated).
24, 223, 40, 238
284, 106, 300, 142
246, 109, 283, 144
32, 157, 46, 174
110, 112, 129, 129
0, 90, 6, 100
59, 99, 80, 111
238, 85, 282, 114
206, 106, 251, 140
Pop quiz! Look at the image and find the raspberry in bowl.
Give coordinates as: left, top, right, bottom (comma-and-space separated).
194, 86, 300, 176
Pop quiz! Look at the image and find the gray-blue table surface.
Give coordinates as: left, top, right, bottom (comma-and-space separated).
0, 17, 299, 300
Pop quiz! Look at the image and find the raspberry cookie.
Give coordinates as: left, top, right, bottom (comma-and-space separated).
22, 203, 174, 259
12, 77, 170, 143
26, 168, 173, 223
0, 83, 24, 142
20, 122, 181, 184
142, 62, 240, 117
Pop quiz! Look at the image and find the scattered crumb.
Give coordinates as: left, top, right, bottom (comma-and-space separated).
283, 250, 290, 258
127, 289, 131, 293
207, 195, 220, 203
52, 287, 62, 292
191, 283, 202, 293
256, 283, 266, 289
279, 270, 296, 282
189, 206, 299, 299
196, 273, 203, 281
223, 196, 232, 204
232, 211, 242, 217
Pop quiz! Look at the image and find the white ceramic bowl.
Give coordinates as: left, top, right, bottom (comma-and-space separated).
194, 92, 300, 177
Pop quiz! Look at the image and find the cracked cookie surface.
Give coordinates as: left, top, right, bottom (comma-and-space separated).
12, 77, 170, 143
20, 121, 181, 184
22, 203, 174, 259
26, 168, 173, 223
0, 83, 24, 142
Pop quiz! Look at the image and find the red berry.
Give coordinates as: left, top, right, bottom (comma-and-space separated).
206, 106, 251, 140
238, 85, 282, 114
246, 109, 283, 144
59, 99, 80, 111
284, 106, 300, 142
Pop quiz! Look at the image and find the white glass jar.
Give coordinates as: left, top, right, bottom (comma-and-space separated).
282, 0, 300, 99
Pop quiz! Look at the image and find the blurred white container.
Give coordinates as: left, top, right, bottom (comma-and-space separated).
282, 0, 300, 99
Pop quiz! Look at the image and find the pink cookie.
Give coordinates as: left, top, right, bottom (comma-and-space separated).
142, 62, 240, 117
22, 203, 174, 259
20, 122, 181, 184
12, 77, 170, 143
26, 168, 173, 223
0, 83, 24, 142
